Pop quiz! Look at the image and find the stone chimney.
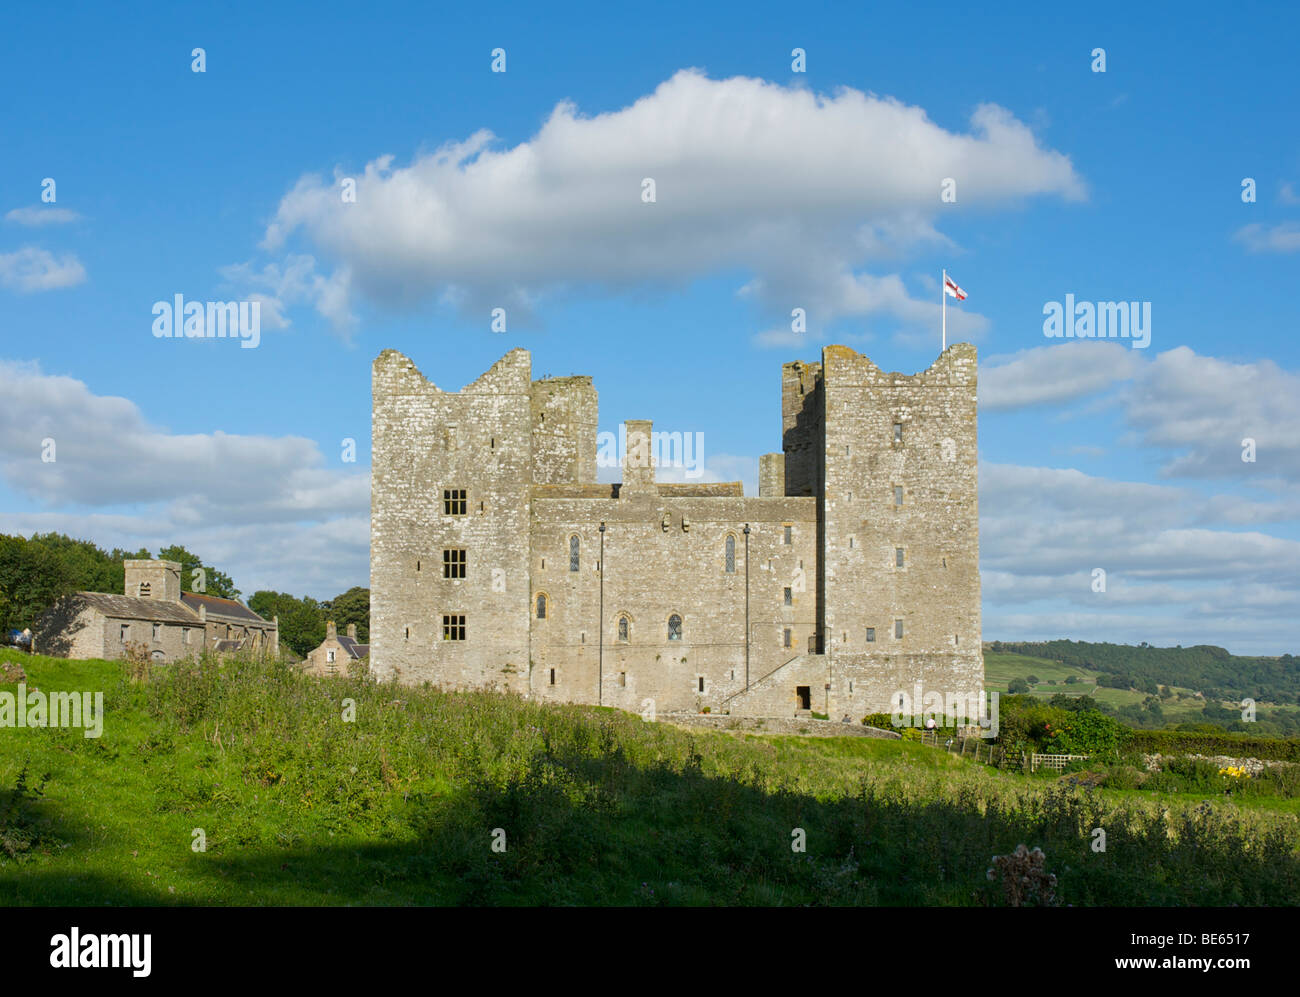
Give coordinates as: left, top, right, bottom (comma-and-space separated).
346, 623, 357, 639
326, 620, 337, 639
759, 453, 786, 497
621, 419, 657, 496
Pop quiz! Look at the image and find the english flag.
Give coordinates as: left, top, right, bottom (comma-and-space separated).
944, 273, 967, 301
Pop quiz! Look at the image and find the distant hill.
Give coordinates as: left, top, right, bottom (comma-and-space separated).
986, 640, 1300, 705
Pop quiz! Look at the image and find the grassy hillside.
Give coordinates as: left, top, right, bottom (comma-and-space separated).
987, 639, 1300, 704
3, 651, 1299, 906
986, 648, 1300, 734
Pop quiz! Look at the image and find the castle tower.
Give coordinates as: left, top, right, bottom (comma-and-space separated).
817, 343, 982, 715
370, 349, 534, 689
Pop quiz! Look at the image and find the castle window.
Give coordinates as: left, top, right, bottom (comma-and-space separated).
894, 619, 904, 639
896, 548, 905, 567
725, 535, 735, 573
120, 624, 129, 643
182, 628, 190, 645
404, 627, 409, 641
783, 587, 792, 606
783, 525, 792, 545
697, 676, 704, 693
442, 615, 466, 641
668, 614, 682, 641
619, 672, 626, 687
152, 623, 160, 641
866, 627, 876, 643
849, 536, 854, 549
894, 486, 904, 506
617, 615, 629, 642
536, 594, 547, 619
549, 668, 556, 686
569, 535, 580, 572
894, 422, 903, 443
443, 489, 468, 516
139, 582, 151, 597
783, 628, 792, 649
443, 549, 467, 579
327, 649, 336, 663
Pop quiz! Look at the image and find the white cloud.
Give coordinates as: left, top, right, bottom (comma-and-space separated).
1123, 347, 1300, 482
250, 70, 1082, 334
0, 247, 86, 292
980, 462, 1300, 653
1233, 221, 1300, 253
0, 359, 367, 522
5, 207, 82, 226
980, 341, 1140, 411
220, 254, 354, 334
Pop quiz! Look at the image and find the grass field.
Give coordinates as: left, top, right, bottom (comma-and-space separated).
983, 651, 1210, 719
3, 651, 1299, 906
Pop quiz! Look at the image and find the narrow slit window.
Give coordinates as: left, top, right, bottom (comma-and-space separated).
569, 535, 580, 572
536, 594, 547, 619
725, 535, 735, 573
698, 676, 705, 693
894, 422, 903, 442
866, 627, 875, 643
783, 525, 793, 545
896, 548, 905, 568
894, 619, 904, 639
783, 587, 792, 606
617, 616, 629, 642
894, 486, 904, 506
783, 628, 792, 649
549, 668, 556, 686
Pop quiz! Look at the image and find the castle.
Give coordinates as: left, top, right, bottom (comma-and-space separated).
370, 343, 981, 718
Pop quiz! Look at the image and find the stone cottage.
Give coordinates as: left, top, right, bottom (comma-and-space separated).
302, 621, 369, 677
34, 559, 278, 662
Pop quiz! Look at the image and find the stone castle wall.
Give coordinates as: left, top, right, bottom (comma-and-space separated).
370, 343, 983, 718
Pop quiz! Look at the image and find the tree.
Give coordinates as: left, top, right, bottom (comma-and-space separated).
157, 545, 240, 599
322, 586, 369, 642
1008, 678, 1030, 694
248, 590, 325, 658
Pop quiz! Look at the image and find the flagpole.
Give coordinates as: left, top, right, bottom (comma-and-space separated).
941, 268, 947, 352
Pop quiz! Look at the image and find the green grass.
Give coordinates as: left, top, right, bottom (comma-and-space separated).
983, 651, 1209, 717
2, 651, 1299, 906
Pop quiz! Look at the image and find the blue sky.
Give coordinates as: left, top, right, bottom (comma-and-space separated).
1, 1, 1297, 653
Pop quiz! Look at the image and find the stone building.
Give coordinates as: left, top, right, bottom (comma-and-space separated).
370, 344, 981, 718
302, 621, 369, 677
35, 559, 279, 662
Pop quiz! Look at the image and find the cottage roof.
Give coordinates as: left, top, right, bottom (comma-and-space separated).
74, 592, 201, 625
180, 592, 271, 624
337, 636, 369, 659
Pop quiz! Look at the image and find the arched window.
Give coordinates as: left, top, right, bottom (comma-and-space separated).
536, 593, 547, 619
569, 535, 580, 572
725, 535, 735, 573
138, 582, 151, 597
668, 614, 682, 641
617, 615, 629, 642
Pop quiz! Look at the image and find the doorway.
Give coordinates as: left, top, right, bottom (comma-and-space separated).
796, 685, 811, 710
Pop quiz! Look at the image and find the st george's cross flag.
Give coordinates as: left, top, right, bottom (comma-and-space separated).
943, 273, 967, 301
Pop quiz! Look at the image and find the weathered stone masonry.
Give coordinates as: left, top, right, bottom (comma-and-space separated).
370, 344, 982, 718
